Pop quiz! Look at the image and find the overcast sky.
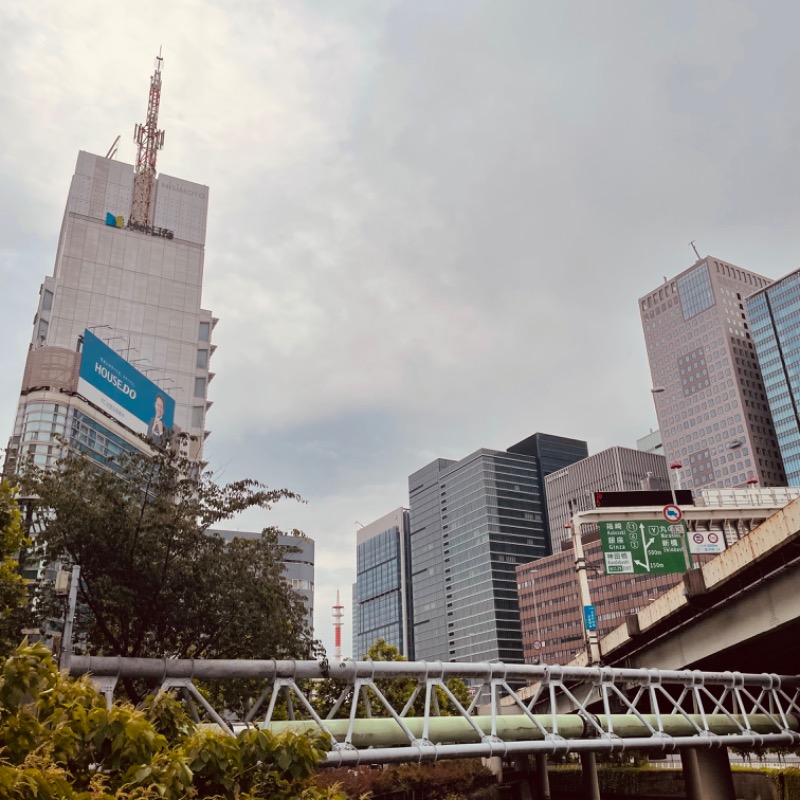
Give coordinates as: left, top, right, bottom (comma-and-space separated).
2, 1, 800, 657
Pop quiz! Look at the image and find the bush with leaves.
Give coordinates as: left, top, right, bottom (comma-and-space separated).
0, 482, 29, 657
315, 760, 497, 800
0, 642, 346, 799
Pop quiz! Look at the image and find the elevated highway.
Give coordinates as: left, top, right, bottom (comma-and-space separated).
581, 496, 800, 674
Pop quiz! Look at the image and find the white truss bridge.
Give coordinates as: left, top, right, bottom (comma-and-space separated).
69, 656, 800, 766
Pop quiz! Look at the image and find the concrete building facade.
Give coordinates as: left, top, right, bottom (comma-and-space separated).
637, 429, 663, 455
545, 446, 671, 550
640, 256, 784, 490
408, 433, 587, 664
746, 269, 800, 486
352, 508, 413, 659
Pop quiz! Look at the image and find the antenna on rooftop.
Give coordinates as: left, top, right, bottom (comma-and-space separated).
130, 50, 165, 225
689, 240, 701, 260
105, 135, 121, 159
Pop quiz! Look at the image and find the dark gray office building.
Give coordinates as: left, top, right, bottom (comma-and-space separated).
352, 508, 413, 659
746, 269, 800, 486
408, 433, 587, 664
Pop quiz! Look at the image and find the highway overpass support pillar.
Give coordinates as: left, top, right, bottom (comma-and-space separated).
680, 748, 736, 800
534, 754, 550, 799
511, 756, 533, 800
579, 752, 600, 800
508, 755, 551, 800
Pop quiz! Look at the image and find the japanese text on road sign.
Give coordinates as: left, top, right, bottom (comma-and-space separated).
599, 520, 692, 575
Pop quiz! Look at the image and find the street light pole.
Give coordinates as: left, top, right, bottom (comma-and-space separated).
669, 461, 683, 507
531, 571, 542, 644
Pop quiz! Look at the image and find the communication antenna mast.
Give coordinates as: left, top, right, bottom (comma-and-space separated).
689, 240, 701, 260
130, 50, 166, 225
332, 590, 344, 659
105, 135, 121, 159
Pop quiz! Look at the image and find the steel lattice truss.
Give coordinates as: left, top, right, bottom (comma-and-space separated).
70, 657, 800, 765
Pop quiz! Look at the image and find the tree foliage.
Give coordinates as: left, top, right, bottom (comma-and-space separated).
20, 447, 315, 703
0, 482, 29, 657
0, 642, 344, 799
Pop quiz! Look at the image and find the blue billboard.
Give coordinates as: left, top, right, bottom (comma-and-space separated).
78, 330, 176, 445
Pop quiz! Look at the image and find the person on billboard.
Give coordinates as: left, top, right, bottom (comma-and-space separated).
147, 394, 169, 446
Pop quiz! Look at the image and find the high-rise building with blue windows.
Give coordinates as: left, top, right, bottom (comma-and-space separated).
352, 508, 413, 659
408, 433, 587, 664
746, 270, 800, 486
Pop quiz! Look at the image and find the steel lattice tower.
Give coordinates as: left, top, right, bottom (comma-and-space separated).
332, 590, 344, 659
130, 53, 165, 226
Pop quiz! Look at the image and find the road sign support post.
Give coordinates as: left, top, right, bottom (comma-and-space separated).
570, 517, 602, 666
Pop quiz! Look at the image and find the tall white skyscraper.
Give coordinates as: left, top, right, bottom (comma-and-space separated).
4, 60, 215, 473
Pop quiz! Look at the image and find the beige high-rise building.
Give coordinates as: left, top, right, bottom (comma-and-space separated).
640, 255, 784, 490
4, 149, 215, 473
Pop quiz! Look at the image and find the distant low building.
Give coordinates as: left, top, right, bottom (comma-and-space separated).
636, 429, 663, 455
210, 529, 315, 634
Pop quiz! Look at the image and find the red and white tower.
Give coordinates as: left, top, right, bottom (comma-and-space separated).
332, 590, 344, 659
130, 52, 166, 226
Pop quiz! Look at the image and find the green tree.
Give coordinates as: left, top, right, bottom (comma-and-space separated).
19, 447, 314, 704
0, 641, 345, 799
0, 482, 29, 657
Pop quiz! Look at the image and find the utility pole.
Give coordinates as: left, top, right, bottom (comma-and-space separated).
59, 565, 81, 670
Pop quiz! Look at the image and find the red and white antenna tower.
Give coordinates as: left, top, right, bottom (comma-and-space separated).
130, 51, 166, 226
332, 590, 344, 659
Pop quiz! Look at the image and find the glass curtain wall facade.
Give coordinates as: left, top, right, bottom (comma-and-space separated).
408, 433, 587, 664
640, 256, 784, 489
352, 508, 413, 658
746, 270, 800, 485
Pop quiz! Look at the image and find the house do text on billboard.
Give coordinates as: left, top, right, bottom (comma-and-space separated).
78, 330, 175, 445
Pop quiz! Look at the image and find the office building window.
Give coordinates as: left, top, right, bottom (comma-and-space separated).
678, 264, 714, 320
199, 321, 210, 342
196, 349, 208, 369
194, 378, 206, 398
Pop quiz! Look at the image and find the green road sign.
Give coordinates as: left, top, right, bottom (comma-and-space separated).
599, 521, 691, 575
